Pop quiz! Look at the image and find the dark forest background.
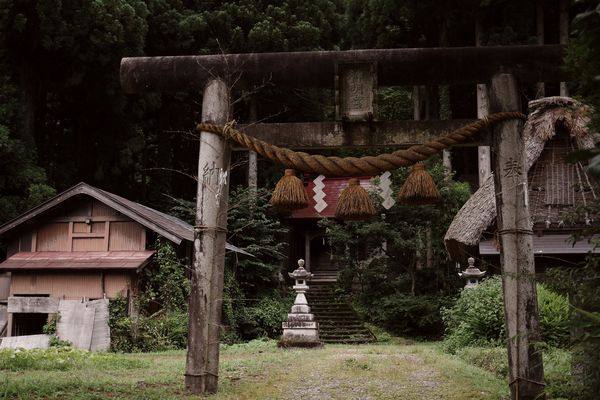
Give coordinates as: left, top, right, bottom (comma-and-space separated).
1, 0, 597, 224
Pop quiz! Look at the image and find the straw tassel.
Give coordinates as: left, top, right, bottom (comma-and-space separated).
270, 169, 309, 210
335, 178, 375, 220
397, 163, 441, 205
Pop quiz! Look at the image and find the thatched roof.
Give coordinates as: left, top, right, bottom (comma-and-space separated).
444, 97, 598, 264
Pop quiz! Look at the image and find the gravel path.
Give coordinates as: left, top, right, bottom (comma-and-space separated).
283, 348, 445, 400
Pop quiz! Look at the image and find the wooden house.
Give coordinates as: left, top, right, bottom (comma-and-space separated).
0, 182, 245, 337
444, 97, 600, 271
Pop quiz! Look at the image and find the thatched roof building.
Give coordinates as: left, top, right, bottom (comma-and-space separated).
445, 97, 599, 264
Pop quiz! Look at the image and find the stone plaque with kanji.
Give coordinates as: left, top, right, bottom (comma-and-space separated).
336, 63, 377, 121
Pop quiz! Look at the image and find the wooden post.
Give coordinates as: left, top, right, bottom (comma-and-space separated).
185, 78, 230, 394
248, 97, 258, 190
476, 17, 491, 187
536, 0, 546, 98
559, 0, 569, 97
490, 73, 545, 400
304, 232, 311, 272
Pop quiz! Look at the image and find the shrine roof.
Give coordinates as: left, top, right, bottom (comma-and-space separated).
287, 176, 373, 219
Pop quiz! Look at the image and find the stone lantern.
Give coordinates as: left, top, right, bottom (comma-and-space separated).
459, 257, 486, 288
279, 259, 321, 347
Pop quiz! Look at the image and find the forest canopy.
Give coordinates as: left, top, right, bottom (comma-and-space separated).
0, 0, 597, 224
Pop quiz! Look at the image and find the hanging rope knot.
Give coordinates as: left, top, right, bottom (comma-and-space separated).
222, 120, 237, 140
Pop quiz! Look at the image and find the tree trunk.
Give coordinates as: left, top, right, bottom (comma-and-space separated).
185, 78, 230, 394
490, 73, 545, 400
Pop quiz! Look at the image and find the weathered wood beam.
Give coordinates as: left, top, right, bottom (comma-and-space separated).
490, 73, 545, 400
235, 119, 481, 150
185, 78, 230, 394
121, 45, 566, 93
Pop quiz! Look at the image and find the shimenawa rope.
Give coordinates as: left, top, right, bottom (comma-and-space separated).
197, 111, 525, 177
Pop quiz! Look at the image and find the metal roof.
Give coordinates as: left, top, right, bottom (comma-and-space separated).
480, 234, 600, 255
0, 182, 251, 255
288, 176, 373, 219
0, 251, 155, 270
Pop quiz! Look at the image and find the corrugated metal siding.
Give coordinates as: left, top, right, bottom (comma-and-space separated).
73, 222, 88, 233
0, 251, 154, 270
92, 200, 117, 217
480, 234, 600, 255
104, 272, 130, 298
0, 272, 10, 300
54, 272, 102, 299
7, 239, 19, 257
36, 223, 69, 251
11, 271, 103, 299
72, 238, 105, 251
91, 222, 105, 234
11, 272, 50, 295
109, 222, 143, 251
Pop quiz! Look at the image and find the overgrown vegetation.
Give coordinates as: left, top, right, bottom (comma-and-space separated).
109, 239, 190, 352
221, 186, 292, 343
320, 160, 470, 338
455, 346, 576, 399
109, 187, 291, 351
442, 276, 570, 353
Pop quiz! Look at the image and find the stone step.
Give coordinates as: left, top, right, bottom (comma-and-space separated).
305, 284, 375, 344
320, 333, 373, 339
318, 323, 366, 329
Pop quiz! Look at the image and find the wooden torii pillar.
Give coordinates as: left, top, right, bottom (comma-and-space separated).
120, 45, 566, 397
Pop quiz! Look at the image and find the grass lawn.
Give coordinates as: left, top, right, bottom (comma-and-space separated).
1, 339, 509, 400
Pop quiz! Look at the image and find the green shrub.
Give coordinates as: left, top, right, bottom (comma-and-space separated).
442, 277, 505, 353
454, 346, 508, 378
544, 347, 577, 399
109, 295, 188, 352
538, 285, 570, 348
442, 276, 569, 353
362, 294, 444, 338
237, 295, 293, 340
109, 310, 188, 353
454, 346, 576, 398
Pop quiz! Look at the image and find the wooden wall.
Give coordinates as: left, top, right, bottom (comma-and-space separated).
5, 197, 146, 301
16, 198, 147, 253
10, 271, 130, 300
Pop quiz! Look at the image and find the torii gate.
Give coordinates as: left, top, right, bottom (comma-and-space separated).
120, 44, 566, 400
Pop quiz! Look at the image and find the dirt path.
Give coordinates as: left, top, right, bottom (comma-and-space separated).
214, 341, 507, 399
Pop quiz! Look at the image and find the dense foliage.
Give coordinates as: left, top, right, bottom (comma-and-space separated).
456, 346, 576, 399
222, 186, 292, 342
442, 276, 570, 353
320, 161, 470, 337
566, 0, 600, 131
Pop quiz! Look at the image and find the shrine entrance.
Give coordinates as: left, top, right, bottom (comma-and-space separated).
120, 45, 566, 399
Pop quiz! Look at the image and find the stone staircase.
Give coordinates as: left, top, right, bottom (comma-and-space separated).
307, 283, 376, 344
